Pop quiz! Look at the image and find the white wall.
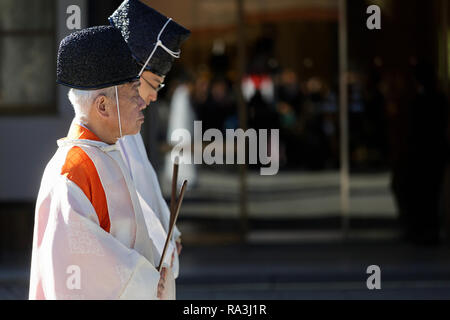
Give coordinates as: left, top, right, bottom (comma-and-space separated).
0, 0, 87, 201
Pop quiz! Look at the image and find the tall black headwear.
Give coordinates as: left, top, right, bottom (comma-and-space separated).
109, 0, 191, 77
56, 25, 140, 89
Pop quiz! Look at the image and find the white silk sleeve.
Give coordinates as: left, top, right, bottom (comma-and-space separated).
133, 133, 181, 278
30, 176, 160, 300
172, 248, 180, 279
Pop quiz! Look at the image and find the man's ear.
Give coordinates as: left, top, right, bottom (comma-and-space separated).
93, 94, 110, 118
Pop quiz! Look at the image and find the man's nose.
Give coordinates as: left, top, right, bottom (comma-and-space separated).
149, 91, 158, 103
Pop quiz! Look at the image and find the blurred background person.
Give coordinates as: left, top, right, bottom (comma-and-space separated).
392, 61, 449, 245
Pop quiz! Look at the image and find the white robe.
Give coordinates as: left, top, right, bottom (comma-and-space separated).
118, 133, 181, 278
29, 137, 172, 300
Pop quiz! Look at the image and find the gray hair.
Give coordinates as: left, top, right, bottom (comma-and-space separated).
68, 87, 116, 121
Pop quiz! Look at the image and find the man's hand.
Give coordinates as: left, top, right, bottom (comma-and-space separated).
157, 267, 167, 299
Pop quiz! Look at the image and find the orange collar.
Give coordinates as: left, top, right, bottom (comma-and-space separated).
67, 123, 101, 142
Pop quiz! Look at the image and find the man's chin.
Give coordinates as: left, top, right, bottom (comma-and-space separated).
124, 126, 142, 137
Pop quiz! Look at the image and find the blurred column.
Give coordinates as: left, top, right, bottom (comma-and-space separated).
440, 0, 450, 243
439, 0, 449, 95
236, 0, 249, 241
338, 0, 349, 237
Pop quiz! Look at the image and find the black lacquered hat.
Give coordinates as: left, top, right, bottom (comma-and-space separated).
109, 0, 190, 77
56, 25, 141, 89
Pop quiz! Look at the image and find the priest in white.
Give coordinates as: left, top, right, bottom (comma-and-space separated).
29, 26, 174, 299
109, 0, 191, 285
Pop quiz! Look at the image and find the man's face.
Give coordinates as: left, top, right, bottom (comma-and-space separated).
139, 70, 165, 105
113, 80, 147, 136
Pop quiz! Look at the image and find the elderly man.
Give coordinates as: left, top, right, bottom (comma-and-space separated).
29, 25, 171, 299
108, 0, 190, 298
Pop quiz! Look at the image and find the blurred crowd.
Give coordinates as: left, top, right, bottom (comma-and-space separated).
156, 37, 450, 245
161, 47, 449, 176
165, 62, 392, 172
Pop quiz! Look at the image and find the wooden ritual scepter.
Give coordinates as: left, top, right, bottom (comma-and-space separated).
158, 157, 187, 272
169, 157, 179, 228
